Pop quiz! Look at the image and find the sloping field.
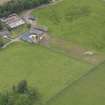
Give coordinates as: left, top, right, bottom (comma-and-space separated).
0, 42, 92, 103
0, 0, 105, 105
33, 0, 105, 52
46, 61, 105, 105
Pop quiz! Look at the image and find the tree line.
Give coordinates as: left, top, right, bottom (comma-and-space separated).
0, 0, 51, 17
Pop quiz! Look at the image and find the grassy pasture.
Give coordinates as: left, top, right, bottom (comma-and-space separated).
0, 0, 104, 105
33, 0, 105, 52
46, 61, 105, 105
0, 42, 91, 103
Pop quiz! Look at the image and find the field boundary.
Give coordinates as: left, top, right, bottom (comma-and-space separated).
44, 44, 92, 65
40, 35, 105, 65
45, 59, 105, 105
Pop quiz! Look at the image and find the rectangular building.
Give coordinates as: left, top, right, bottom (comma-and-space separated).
3, 14, 25, 29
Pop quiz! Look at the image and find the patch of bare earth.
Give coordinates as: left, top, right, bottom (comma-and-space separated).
47, 36, 105, 65
0, 0, 10, 5
40, 34, 50, 47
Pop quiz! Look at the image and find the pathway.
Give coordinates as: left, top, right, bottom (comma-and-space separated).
44, 36, 105, 65
2, 35, 21, 48
20, 0, 63, 17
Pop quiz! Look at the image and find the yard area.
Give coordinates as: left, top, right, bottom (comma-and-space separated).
0, 42, 92, 103
10, 24, 29, 38
32, 0, 105, 52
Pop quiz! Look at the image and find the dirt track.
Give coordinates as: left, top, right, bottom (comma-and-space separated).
0, 0, 10, 5
48, 36, 105, 65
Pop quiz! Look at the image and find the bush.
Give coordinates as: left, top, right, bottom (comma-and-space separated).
15, 80, 28, 93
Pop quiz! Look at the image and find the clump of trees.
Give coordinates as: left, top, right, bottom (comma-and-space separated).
0, 80, 41, 105
0, 0, 51, 17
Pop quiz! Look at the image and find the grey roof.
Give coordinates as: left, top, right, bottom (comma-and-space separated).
0, 30, 10, 36
21, 28, 45, 43
20, 32, 33, 43
22, 16, 36, 20
30, 28, 44, 36
28, 16, 36, 20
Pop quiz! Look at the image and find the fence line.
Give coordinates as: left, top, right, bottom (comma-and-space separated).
45, 59, 105, 104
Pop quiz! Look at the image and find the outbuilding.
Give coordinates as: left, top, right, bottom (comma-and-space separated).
0, 30, 10, 38
2, 13, 25, 29
21, 28, 47, 43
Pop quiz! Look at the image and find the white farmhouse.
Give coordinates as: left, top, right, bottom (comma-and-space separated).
4, 14, 25, 29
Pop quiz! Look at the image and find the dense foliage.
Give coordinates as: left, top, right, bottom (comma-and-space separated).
0, 80, 41, 105
0, 0, 51, 17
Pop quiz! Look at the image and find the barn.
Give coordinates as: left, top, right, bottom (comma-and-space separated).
2, 14, 25, 29
21, 28, 47, 43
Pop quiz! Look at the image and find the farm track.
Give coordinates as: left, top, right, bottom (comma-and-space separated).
39, 35, 105, 104
41, 36, 105, 65
2, 35, 21, 48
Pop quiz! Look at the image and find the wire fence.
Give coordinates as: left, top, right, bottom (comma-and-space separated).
45, 45, 92, 65
45, 59, 105, 105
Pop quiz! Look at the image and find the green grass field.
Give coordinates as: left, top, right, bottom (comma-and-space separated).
0, 0, 105, 105
33, 0, 105, 52
46, 61, 105, 105
31, 0, 105, 104
0, 42, 91, 103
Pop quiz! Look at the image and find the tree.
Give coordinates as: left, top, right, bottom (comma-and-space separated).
13, 80, 28, 93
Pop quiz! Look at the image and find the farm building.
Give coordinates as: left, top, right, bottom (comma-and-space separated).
1, 14, 25, 29
21, 28, 47, 43
22, 16, 36, 24
0, 30, 10, 38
